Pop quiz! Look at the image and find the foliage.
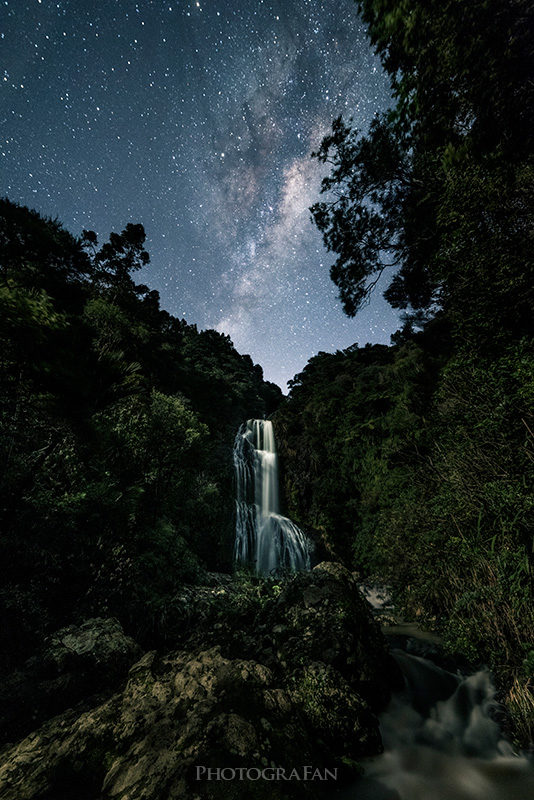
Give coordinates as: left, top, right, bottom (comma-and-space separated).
276, 0, 534, 741
311, 0, 533, 341
275, 335, 534, 673
0, 199, 281, 666
311, 112, 437, 316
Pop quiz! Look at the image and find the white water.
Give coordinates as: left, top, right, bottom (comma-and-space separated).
233, 419, 310, 574
346, 584, 534, 798
345, 651, 534, 800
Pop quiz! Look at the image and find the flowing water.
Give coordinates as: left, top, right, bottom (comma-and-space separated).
344, 587, 534, 799
233, 419, 310, 574
345, 651, 534, 800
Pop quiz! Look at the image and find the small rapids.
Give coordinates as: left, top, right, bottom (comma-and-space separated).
345, 648, 534, 800
233, 419, 310, 574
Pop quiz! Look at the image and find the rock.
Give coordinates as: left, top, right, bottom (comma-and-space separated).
43, 617, 142, 675
0, 647, 319, 800
0, 618, 141, 746
260, 562, 397, 708
290, 662, 382, 758
150, 578, 245, 647
0, 564, 397, 799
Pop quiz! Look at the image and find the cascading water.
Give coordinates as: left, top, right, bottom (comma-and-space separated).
233, 419, 310, 574
344, 652, 534, 800
344, 586, 534, 800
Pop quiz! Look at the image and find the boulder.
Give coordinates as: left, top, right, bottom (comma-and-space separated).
0, 617, 141, 746
0, 564, 396, 799
0, 647, 322, 799
259, 562, 396, 707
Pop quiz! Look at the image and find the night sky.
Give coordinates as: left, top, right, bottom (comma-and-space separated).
3, 0, 399, 390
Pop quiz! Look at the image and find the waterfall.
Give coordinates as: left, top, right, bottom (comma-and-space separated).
233, 419, 310, 574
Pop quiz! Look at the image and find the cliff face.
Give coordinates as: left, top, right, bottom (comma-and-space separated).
0, 563, 397, 800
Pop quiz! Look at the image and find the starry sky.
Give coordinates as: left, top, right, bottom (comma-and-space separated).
3, 0, 399, 391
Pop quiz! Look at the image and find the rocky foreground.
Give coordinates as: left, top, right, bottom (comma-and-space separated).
0, 563, 399, 799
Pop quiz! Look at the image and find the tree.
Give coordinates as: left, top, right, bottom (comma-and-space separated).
356, 0, 534, 157
311, 0, 534, 342
82, 223, 150, 295
0, 199, 282, 662
311, 113, 438, 316
0, 197, 91, 303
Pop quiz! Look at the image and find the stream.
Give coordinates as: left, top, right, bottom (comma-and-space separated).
343, 586, 534, 799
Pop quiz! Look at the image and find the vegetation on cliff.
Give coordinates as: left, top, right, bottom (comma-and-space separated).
0, 197, 281, 666
275, 0, 534, 741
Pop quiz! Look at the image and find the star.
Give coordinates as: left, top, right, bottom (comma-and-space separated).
2, 0, 397, 391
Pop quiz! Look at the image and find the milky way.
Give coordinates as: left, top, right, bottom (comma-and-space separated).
2, 0, 399, 390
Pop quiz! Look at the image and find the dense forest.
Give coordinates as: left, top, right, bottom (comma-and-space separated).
0, 197, 281, 666
275, 0, 534, 741
1, 0, 533, 786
